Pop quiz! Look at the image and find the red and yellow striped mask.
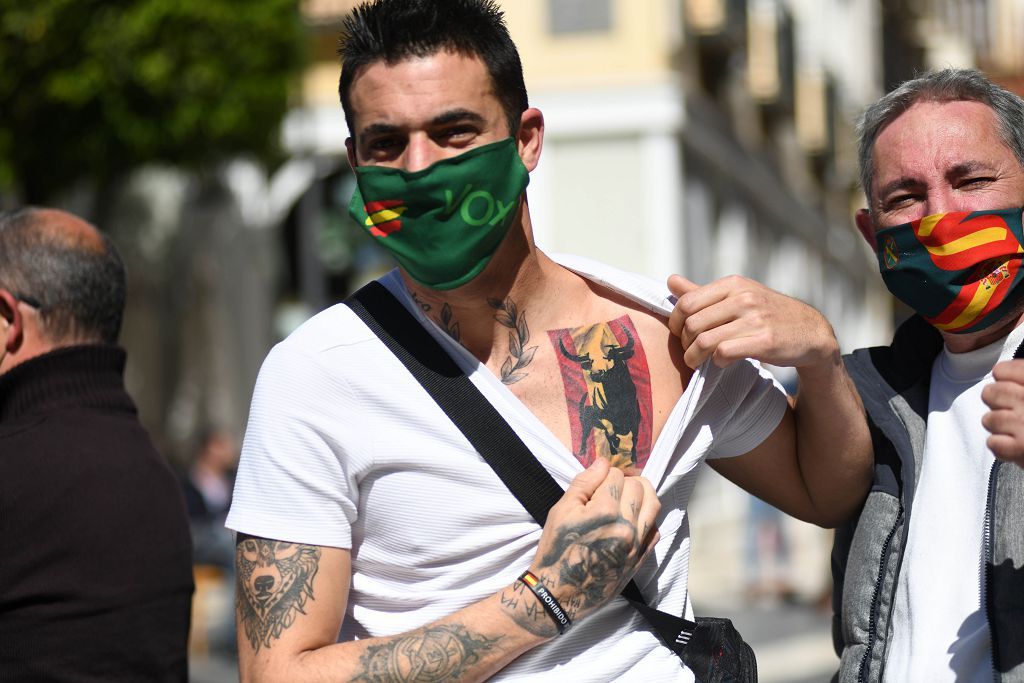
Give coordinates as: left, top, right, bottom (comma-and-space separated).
874, 208, 1024, 334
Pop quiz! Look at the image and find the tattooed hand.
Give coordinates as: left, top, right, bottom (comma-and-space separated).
501, 458, 660, 636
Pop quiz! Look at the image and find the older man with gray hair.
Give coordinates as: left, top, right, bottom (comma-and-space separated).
831, 68, 1024, 682
0, 207, 194, 681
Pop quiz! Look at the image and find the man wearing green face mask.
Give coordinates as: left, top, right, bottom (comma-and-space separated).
226, 1, 872, 680
791, 69, 1024, 682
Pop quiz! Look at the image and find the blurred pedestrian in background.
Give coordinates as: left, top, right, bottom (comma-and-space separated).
833, 68, 1024, 682
0, 207, 194, 681
743, 496, 795, 604
181, 426, 239, 658
183, 427, 238, 570
742, 369, 797, 605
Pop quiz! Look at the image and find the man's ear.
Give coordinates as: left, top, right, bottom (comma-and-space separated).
516, 108, 544, 172
0, 289, 23, 352
345, 137, 358, 171
855, 209, 878, 250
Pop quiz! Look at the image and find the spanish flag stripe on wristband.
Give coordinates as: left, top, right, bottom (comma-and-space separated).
519, 570, 572, 634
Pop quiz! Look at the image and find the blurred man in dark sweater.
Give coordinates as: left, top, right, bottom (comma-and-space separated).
0, 207, 194, 681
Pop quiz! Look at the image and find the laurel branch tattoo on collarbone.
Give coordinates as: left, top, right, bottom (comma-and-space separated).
438, 302, 461, 342
235, 535, 321, 652
488, 297, 538, 384
353, 624, 503, 682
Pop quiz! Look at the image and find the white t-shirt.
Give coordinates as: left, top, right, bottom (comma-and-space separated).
227, 254, 787, 681
884, 323, 1024, 682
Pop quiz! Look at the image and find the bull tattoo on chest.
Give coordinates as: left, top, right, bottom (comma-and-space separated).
548, 315, 653, 470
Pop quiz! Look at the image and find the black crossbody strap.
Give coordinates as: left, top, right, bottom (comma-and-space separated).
345, 280, 698, 651
346, 281, 565, 525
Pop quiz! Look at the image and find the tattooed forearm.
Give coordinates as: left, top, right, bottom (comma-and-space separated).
488, 297, 538, 385
353, 625, 503, 682
499, 581, 560, 638
235, 534, 321, 652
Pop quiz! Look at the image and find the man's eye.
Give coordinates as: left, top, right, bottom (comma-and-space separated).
885, 194, 917, 209
440, 127, 476, 141
960, 177, 994, 188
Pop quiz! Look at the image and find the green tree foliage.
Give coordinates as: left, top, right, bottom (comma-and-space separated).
0, 0, 306, 203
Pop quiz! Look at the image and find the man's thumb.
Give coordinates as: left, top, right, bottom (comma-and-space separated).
667, 274, 699, 298
564, 457, 610, 504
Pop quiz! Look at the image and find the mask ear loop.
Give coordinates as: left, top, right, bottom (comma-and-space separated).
0, 289, 26, 360
13, 293, 41, 309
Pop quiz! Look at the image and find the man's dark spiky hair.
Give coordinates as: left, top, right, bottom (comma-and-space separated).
337, 0, 528, 137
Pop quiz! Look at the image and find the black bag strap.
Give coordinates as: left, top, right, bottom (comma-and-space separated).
344, 280, 699, 652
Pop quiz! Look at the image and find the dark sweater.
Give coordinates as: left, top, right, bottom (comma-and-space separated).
0, 345, 194, 682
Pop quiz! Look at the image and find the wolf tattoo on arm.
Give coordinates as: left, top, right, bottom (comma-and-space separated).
235, 534, 321, 652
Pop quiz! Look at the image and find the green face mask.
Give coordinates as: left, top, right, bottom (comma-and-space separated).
348, 137, 530, 290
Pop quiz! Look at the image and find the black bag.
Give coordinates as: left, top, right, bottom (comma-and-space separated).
345, 281, 757, 683
684, 617, 758, 683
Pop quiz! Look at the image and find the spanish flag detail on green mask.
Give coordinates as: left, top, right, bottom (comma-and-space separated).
349, 137, 530, 290
875, 207, 1024, 334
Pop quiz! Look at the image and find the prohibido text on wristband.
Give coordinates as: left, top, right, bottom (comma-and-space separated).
519, 570, 571, 634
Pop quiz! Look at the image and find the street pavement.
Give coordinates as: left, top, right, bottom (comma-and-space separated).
697, 596, 837, 683
190, 654, 237, 683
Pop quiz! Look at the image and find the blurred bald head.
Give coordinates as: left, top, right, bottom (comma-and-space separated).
0, 207, 126, 349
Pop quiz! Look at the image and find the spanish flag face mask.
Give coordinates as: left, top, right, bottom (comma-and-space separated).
874, 207, 1024, 334
348, 137, 530, 291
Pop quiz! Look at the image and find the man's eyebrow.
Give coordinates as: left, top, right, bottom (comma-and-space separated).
429, 109, 486, 127
946, 160, 993, 179
360, 122, 402, 138
876, 177, 924, 200
358, 110, 485, 139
